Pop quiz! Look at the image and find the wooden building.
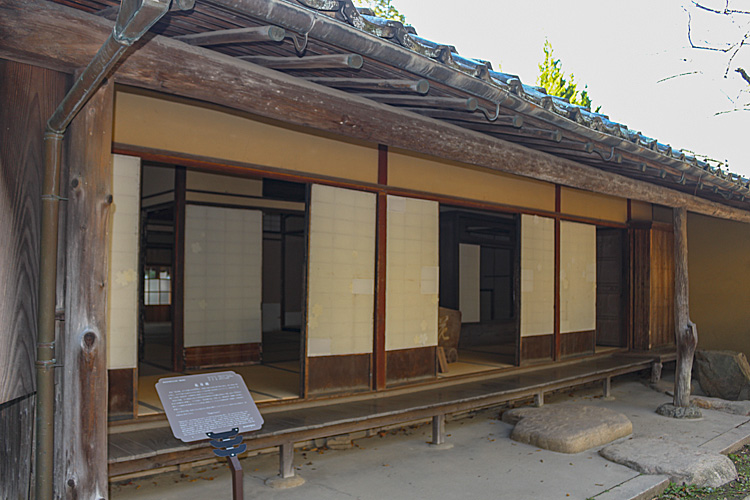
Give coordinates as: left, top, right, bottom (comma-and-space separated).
2, 0, 750, 497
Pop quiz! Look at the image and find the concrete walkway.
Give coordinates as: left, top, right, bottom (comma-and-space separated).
110, 374, 750, 500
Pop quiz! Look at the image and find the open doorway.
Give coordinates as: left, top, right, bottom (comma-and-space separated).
136, 166, 307, 416
139, 165, 176, 374
439, 207, 519, 377
596, 228, 627, 350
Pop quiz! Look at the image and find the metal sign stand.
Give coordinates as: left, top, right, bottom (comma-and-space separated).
207, 428, 247, 500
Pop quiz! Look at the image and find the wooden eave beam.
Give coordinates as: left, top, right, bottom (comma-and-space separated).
239, 53, 363, 70
357, 94, 478, 111
3, 0, 750, 223
304, 77, 430, 94
173, 26, 286, 46
451, 122, 562, 142
404, 107, 523, 128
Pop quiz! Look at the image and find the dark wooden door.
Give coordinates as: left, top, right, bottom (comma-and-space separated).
596, 229, 626, 347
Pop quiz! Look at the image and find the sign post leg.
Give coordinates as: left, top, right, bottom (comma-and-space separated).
228, 455, 243, 500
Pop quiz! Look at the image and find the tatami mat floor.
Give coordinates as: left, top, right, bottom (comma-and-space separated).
137, 362, 300, 417
438, 349, 514, 378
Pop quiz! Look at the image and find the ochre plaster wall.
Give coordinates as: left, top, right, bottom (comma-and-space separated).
387, 149, 555, 212
688, 213, 750, 357
114, 90, 379, 184
630, 200, 652, 221
560, 187, 627, 223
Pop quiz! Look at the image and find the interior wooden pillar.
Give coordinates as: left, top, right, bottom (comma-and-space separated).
172, 167, 186, 372
60, 81, 113, 499
673, 206, 696, 407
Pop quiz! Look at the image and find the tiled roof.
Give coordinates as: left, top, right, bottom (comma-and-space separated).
294, 0, 749, 202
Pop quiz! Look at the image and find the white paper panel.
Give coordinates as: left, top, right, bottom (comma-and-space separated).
307, 185, 376, 356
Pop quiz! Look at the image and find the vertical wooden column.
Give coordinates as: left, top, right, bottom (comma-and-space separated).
60, 81, 113, 499
173, 167, 186, 372
373, 145, 388, 390
673, 207, 696, 407
553, 185, 561, 360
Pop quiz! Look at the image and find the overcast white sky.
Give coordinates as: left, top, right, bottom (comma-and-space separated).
384, 0, 750, 175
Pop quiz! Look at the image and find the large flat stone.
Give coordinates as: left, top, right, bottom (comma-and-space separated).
693, 395, 750, 416
600, 437, 737, 488
695, 350, 750, 401
506, 405, 632, 454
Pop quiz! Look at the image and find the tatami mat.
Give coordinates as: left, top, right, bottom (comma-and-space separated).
438, 349, 514, 378
137, 362, 300, 417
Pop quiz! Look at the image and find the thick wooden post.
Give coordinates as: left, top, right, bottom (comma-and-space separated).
60, 81, 114, 499
673, 207, 696, 407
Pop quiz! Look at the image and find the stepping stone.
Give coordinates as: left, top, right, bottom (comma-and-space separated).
600, 437, 737, 488
504, 405, 632, 454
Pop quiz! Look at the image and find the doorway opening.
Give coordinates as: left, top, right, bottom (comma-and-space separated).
136, 165, 307, 417
439, 207, 519, 377
596, 227, 627, 351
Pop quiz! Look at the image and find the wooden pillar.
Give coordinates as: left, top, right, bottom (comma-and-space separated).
279, 442, 295, 479
373, 145, 387, 390
431, 414, 446, 445
553, 185, 561, 360
173, 167, 186, 372
60, 81, 114, 499
673, 207, 696, 407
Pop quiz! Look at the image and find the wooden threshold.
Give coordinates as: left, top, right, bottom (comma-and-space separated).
108, 351, 667, 478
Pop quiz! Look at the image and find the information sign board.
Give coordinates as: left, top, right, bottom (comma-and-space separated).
155, 371, 263, 442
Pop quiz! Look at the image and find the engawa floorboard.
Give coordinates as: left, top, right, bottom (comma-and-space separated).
109, 352, 664, 476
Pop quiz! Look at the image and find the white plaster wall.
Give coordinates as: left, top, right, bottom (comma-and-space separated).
184, 205, 262, 347
560, 221, 596, 334
520, 214, 555, 337
108, 154, 141, 369
307, 185, 376, 357
385, 195, 439, 351
459, 243, 481, 323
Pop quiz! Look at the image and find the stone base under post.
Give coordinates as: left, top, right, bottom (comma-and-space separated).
655, 402, 702, 419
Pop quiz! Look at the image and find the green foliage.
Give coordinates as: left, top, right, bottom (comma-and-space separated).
352, 0, 406, 23
537, 40, 599, 112
660, 482, 712, 498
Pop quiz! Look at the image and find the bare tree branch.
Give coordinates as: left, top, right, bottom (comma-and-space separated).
736, 67, 750, 84
692, 1, 750, 16
657, 71, 702, 83
686, 9, 734, 52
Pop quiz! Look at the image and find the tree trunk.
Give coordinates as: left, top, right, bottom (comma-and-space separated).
673, 207, 696, 407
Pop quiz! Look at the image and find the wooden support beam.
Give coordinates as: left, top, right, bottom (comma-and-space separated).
174, 26, 286, 46
650, 361, 663, 384
239, 53, 363, 70
358, 94, 477, 111
673, 207, 697, 407
534, 392, 544, 407
60, 81, 113, 499
305, 77, 429, 94
279, 442, 294, 479
406, 108, 523, 127
4, 0, 750, 223
431, 414, 446, 445
602, 377, 611, 398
